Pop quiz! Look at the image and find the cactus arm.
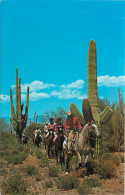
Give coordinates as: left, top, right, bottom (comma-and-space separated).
70, 103, 85, 126
100, 107, 113, 125
25, 86, 29, 123
82, 98, 94, 122
87, 40, 100, 123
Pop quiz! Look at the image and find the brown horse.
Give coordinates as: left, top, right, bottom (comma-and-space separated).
34, 134, 42, 148
55, 127, 65, 164
46, 129, 55, 158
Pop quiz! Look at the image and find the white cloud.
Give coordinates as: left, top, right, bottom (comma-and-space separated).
61, 80, 84, 89
29, 92, 49, 101
97, 75, 125, 87
11, 80, 56, 93
51, 89, 87, 100
0, 95, 10, 103
99, 96, 104, 100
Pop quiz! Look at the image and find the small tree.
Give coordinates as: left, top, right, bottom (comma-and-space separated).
41, 107, 67, 124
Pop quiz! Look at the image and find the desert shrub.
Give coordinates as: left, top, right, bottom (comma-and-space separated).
77, 183, 91, 195
120, 155, 124, 163
24, 165, 37, 176
71, 156, 78, 165
112, 154, 120, 165
35, 150, 44, 159
57, 176, 79, 190
83, 178, 101, 188
39, 157, 49, 167
49, 166, 58, 177
1, 175, 27, 194
35, 173, 42, 181
89, 152, 117, 179
45, 180, 53, 188
18, 145, 24, 152
6, 152, 28, 164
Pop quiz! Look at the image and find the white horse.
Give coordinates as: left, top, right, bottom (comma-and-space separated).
63, 123, 99, 173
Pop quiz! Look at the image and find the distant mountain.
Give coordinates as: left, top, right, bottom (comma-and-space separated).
1, 116, 42, 127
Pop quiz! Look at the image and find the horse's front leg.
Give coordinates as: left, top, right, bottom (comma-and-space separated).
75, 150, 82, 169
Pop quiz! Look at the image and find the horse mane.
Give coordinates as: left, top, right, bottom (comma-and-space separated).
80, 124, 89, 138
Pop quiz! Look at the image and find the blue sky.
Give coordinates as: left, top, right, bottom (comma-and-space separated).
0, 0, 125, 118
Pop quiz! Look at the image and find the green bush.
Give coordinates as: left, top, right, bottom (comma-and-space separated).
39, 157, 49, 168
35, 173, 42, 181
49, 166, 58, 177
45, 180, 53, 188
57, 176, 79, 190
1, 175, 27, 194
77, 183, 91, 195
120, 155, 124, 163
71, 156, 78, 165
83, 178, 101, 188
24, 165, 37, 176
6, 152, 28, 164
95, 160, 115, 179
35, 150, 44, 159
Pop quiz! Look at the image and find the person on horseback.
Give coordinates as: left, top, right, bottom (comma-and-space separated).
35, 126, 42, 139
53, 117, 68, 143
44, 122, 48, 135
64, 111, 82, 154
46, 118, 56, 139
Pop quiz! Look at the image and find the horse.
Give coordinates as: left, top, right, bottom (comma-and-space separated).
34, 134, 42, 148
55, 126, 65, 164
46, 129, 55, 158
22, 136, 29, 145
63, 123, 99, 174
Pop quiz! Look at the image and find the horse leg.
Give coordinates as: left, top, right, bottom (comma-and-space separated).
75, 150, 82, 169
65, 152, 72, 173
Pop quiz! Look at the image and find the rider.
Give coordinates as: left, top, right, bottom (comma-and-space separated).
46, 118, 56, 139
44, 122, 48, 135
35, 126, 42, 139
53, 117, 68, 143
64, 111, 82, 154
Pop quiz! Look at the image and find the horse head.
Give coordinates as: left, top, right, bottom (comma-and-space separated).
57, 126, 64, 136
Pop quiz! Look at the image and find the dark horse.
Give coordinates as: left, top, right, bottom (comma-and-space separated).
55, 127, 65, 164
22, 136, 29, 145
46, 129, 54, 158
34, 134, 42, 148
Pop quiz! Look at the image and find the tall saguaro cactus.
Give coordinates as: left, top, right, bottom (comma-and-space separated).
87, 40, 100, 123
10, 68, 29, 139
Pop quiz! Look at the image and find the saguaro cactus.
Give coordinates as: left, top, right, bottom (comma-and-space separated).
10, 68, 29, 139
82, 98, 93, 122
87, 40, 100, 123
70, 103, 85, 126
87, 40, 113, 125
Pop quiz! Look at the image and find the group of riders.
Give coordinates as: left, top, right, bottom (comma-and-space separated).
22, 111, 99, 155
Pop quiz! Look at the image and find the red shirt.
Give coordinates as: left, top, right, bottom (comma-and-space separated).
64, 116, 81, 130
